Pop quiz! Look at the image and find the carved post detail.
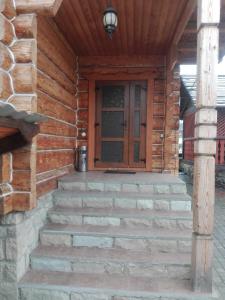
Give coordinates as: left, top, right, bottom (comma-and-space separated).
192, 0, 220, 293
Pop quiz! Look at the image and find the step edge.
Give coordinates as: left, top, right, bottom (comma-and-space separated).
18, 274, 217, 300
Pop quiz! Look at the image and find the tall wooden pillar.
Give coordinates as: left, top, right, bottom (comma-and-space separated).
192, 0, 220, 293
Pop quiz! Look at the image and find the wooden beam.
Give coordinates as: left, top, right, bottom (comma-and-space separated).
0, 132, 27, 154
192, 0, 220, 294
13, 14, 37, 39
171, 0, 197, 46
0, 117, 39, 143
15, 0, 63, 16
167, 1, 197, 70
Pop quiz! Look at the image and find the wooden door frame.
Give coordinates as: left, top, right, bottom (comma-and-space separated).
88, 75, 154, 172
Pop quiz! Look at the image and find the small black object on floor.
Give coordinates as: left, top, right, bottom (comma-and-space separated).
104, 170, 136, 174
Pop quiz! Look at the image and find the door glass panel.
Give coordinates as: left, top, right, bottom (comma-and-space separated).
134, 111, 140, 137
101, 141, 123, 162
102, 86, 125, 108
135, 85, 141, 108
134, 142, 140, 162
102, 111, 124, 137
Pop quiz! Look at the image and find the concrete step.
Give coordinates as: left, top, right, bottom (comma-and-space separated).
30, 245, 191, 279
58, 172, 187, 194
19, 270, 218, 300
53, 190, 192, 212
47, 207, 192, 230
40, 224, 192, 253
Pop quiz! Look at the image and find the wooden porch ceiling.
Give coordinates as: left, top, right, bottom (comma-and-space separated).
54, 0, 193, 56
54, 0, 225, 63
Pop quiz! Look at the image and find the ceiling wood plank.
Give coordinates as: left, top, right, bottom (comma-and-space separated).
170, 0, 197, 46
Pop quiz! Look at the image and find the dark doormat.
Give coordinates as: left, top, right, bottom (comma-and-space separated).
104, 171, 136, 174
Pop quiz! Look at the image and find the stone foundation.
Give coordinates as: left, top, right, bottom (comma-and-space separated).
0, 192, 53, 300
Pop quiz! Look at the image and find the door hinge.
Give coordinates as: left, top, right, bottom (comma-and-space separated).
94, 158, 99, 163
141, 123, 146, 128
95, 123, 100, 127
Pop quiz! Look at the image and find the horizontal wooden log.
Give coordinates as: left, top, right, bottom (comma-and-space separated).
11, 39, 37, 64
79, 80, 88, 92
79, 55, 166, 67
0, 13, 14, 45
154, 80, 165, 92
12, 170, 31, 191
0, 194, 13, 215
80, 67, 158, 80
78, 92, 88, 109
8, 95, 37, 113
37, 134, 76, 150
0, 0, 16, 19
13, 14, 37, 38
37, 16, 75, 81
11, 64, 37, 93
36, 164, 74, 182
36, 177, 57, 197
36, 164, 74, 197
37, 49, 75, 94
39, 118, 76, 137
13, 145, 33, 170
12, 192, 33, 211
77, 109, 88, 123
37, 71, 76, 109
0, 153, 11, 183
37, 150, 74, 173
152, 158, 163, 169
153, 103, 165, 116
0, 70, 12, 99
0, 41, 12, 70
37, 90, 76, 124
152, 144, 163, 156
153, 117, 164, 130
152, 131, 164, 144
154, 95, 165, 103
15, 0, 63, 16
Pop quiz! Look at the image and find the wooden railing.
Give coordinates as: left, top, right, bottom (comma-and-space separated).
183, 138, 225, 165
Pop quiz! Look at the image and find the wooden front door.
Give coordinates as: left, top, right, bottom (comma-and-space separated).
95, 81, 147, 169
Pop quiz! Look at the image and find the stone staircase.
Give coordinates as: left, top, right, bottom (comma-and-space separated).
18, 173, 217, 299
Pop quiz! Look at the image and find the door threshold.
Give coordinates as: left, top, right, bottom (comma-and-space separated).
104, 170, 136, 174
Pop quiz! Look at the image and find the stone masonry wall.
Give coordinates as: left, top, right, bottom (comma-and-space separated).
0, 191, 53, 300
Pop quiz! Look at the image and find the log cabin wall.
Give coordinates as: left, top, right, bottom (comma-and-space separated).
0, 1, 38, 214
78, 56, 167, 172
36, 16, 77, 197
163, 65, 180, 175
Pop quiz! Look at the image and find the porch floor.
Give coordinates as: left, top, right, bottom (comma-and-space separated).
60, 171, 184, 185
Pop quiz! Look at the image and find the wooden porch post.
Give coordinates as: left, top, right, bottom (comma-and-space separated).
192, 0, 220, 293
